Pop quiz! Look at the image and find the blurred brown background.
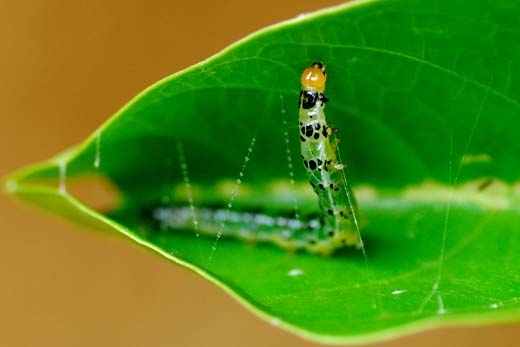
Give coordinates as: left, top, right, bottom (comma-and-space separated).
1, 1, 518, 346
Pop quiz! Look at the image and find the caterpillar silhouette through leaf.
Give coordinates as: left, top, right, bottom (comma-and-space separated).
151, 62, 361, 255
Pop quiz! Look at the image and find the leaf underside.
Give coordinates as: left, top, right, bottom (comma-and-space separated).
6, 0, 520, 344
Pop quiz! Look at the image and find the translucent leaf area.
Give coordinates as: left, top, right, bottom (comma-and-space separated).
6, 0, 520, 344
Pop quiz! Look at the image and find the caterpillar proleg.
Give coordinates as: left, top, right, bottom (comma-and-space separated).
298, 61, 361, 253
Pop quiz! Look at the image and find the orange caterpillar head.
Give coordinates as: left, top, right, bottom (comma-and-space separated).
301, 61, 327, 92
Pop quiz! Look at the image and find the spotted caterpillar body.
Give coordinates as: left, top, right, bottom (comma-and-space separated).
298, 62, 361, 253
150, 62, 360, 255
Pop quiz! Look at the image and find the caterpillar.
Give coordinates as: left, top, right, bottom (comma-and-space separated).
298, 61, 361, 253
147, 62, 361, 255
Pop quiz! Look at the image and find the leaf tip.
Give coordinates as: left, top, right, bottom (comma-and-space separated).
4, 177, 19, 195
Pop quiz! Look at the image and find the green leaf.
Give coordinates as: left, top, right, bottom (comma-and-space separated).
6, 0, 520, 344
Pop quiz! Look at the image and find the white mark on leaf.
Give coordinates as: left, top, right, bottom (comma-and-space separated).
391, 289, 408, 295
287, 269, 304, 277
94, 130, 101, 168
58, 160, 67, 194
